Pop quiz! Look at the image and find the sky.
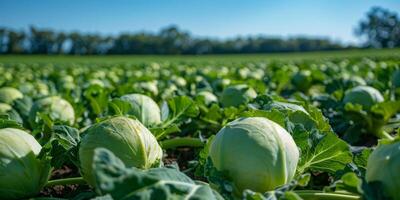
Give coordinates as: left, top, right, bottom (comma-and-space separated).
0, 0, 399, 44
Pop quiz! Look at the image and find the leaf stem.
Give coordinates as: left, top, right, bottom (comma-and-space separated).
376, 130, 394, 140
161, 137, 204, 149
294, 190, 361, 200
45, 177, 86, 187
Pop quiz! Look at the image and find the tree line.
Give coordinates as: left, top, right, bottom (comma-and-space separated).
0, 7, 398, 55
0, 26, 346, 55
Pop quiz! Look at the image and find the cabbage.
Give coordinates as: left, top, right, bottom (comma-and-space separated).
134, 81, 159, 96
209, 117, 299, 193
195, 75, 212, 91
249, 69, 265, 80
0, 128, 51, 199
59, 75, 75, 90
120, 93, 161, 126
0, 103, 12, 113
212, 78, 231, 92
19, 82, 49, 98
171, 76, 187, 87
0, 87, 23, 104
35, 82, 50, 97
343, 86, 384, 110
238, 68, 250, 79
267, 101, 309, 115
79, 116, 163, 186
0, 103, 23, 123
366, 139, 400, 200
29, 96, 75, 126
346, 76, 366, 87
292, 70, 312, 92
196, 91, 218, 105
88, 79, 105, 87
221, 84, 257, 107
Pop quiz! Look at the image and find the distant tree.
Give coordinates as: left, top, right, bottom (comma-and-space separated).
55, 33, 67, 54
159, 25, 191, 54
69, 32, 84, 55
29, 26, 56, 54
6, 30, 26, 54
356, 7, 400, 48
0, 28, 6, 53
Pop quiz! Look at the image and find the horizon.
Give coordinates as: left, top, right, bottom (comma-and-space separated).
1, 0, 399, 45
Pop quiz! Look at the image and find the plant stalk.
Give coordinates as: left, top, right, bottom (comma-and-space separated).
294, 190, 361, 200
161, 137, 204, 149
45, 177, 86, 187
376, 130, 394, 140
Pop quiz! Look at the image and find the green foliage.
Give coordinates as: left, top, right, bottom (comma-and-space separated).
92, 148, 223, 200
392, 69, 400, 88
0, 55, 399, 199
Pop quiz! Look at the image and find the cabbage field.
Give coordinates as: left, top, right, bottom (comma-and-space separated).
0, 51, 400, 200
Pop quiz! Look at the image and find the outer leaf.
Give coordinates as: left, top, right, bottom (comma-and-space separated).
163, 96, 200, 126
371, 101, 400, 121
93, 148, 223, 200
45, 125, 80, 168
353, 147, 372, 172
0, 116, 24, 129
295, 128, 352, 174
154, 96, 199, 139
241, 109, 286, 127
108, 99, 133, 116
84, 85, 110, 116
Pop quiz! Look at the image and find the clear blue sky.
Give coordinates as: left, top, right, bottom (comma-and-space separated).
0, 0, 399, 44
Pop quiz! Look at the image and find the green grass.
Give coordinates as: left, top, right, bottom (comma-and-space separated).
0, 48, 399, 64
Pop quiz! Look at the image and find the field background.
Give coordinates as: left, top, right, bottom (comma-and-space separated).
1, 49, 399, 64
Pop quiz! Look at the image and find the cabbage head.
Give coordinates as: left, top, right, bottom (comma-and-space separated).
209, 117, 299, 193
267, 101, 308, 115
29, 96, 75, 126
292, 70, 312, 92
196, 91, 218, 105
0, 103, 23, 123
221, 84, 257, 107
0, 128, 51, 199
343, 86, 384, 110
171, 76, 187, 87
120, 93, 161, 126
79, 116, 163, 186
346, 76, 366, 87
134, 81, 159, 96
212, 78, 231, 92
19, 82, 49, 98
59, 75, 75, 90
87, 79, 105, 88
366, 139, 400, 200
0, 87, 23, 104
